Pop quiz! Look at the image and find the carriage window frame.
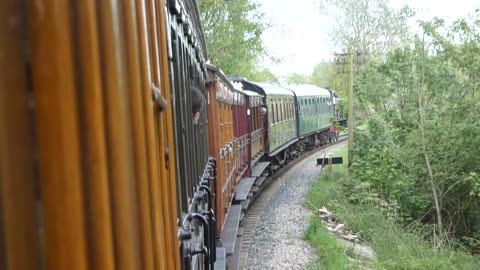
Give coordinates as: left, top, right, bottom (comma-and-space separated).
288, 100, 291, 120
270, 103, 275, 124
279, 98, 284, 122
275, 103, 279, 124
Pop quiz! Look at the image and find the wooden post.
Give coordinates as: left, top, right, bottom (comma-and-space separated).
347, 46, 354, 167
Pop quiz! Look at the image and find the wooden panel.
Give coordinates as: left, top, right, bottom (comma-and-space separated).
157, 1, 181, 268
218, 84, 226, 231
96, 1, 141, 269
120, 1, 155, 269
0, 1, 41, 269
139, 0, 168, 269
206, 74, 222, 234
74, 1, 115, 269
27, 1, 89, 269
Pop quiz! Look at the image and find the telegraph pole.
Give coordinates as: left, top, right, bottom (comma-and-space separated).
334, 47, 366, 167
347, 46, 354, 167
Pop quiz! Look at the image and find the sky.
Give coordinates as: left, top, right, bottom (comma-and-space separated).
259, 0, 479, 78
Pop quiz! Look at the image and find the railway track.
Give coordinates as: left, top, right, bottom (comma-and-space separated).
233, 136, 348, 270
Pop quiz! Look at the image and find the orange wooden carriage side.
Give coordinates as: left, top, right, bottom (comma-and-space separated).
205, 65, 238, 235
0, 1, 180, 269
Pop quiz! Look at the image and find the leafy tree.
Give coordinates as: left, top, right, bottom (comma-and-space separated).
249, 69, 278, 82
350, 13, 480, 251
285, 73, 311, 84
284, 62, 336, 87
311, 61, 336, 88
319, 0, 415, 121
198, 0, 276, 81
319, 0, 415, 55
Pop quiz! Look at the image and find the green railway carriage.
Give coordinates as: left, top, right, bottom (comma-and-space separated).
285, 84, 334, 138
257, 83, 298, 154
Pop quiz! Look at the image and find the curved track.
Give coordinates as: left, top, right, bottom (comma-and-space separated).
234, 137, 348, 270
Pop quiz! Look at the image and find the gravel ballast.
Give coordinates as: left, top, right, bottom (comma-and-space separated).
243, 142, 347, 270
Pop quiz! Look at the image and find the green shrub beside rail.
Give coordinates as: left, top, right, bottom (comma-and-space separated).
304, 147, 480, 269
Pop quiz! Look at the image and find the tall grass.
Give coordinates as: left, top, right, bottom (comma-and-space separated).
304, 216, 351, 270
304, 147, 480, 269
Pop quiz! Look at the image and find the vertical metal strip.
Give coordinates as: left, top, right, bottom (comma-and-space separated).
73, 1, 115, 269
96, 1, 141, 269
27, 1, 89, 269
0, 1, 41, 269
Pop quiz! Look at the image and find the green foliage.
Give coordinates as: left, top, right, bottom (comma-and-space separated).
319, 0, 415, 56
350, 117, 430, 221
306, 147, 480, 269
304, 216, 352, 270
305, 148, 349, 211
285, 73, 311, 85
198, 0, 277, 80
311, 61, 336, 88
351, 11, 480, 251
285, 61, 337, 88
334, 201, 480, 270
249, 68, 278, 82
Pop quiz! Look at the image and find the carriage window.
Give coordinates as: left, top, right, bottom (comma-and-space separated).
278, 100, 282, 122
280, 100, 284, 122
275, 103, 280, 123
292, 100, 295, 119
271, 104, 275, 124
280, 101, 284, 122
289, 102, 292, 120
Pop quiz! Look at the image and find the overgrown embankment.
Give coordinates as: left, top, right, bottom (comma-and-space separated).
304, 147, 480, 270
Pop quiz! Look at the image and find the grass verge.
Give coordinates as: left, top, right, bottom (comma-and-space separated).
304, 147, 480, 270
304, 216, 351, 270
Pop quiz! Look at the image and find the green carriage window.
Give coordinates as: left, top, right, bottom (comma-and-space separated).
277, 102, 280, 123
271, 104, 275, 123
290, 100, 293, 119
280, 100, 284, 122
